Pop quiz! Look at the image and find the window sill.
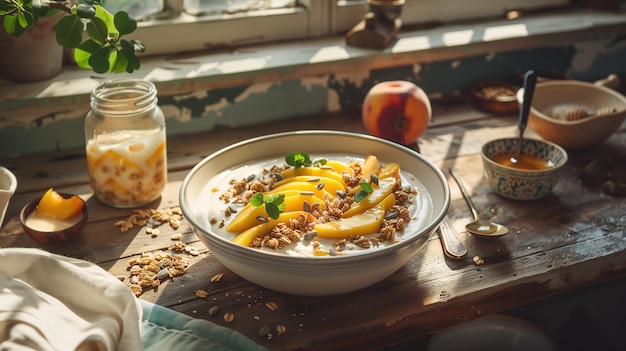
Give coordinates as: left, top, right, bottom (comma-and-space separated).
0, 8, 625, 157
2, 8, 624, 99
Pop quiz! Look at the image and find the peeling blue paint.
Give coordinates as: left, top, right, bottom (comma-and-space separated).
1, 34, 626, 157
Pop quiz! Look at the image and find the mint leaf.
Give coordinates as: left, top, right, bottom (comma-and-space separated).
354, 183, 373, 203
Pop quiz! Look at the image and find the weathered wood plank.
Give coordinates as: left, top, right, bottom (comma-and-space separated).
0, 112, 624, 351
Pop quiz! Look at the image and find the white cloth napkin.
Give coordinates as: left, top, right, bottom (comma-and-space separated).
0, 248, 143, 351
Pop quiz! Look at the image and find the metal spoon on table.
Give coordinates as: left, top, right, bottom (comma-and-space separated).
449, 167, 508, 237
512, 70, 537, 164
438, 216, 467, 259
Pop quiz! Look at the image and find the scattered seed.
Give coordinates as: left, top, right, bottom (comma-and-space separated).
303, 230, 317, 241
258, 324, 271, 337
473, 255, 485, 265
224, 312, 234, 323
307, 177, 321, 182
209, 305, 221, 316
265, 301, 278, 311
316, 182, 325, 190
336, 190, 346, 198
329, 246, 338, 256
256, 216, 269, 223
300, 191, 314, 196
303, 201, 311, 213
156, 268, 169, 280
277, 325, 287, 334
211, 273, 224, 282
384, 210, 399, 220
246, 174, 256, 182
370, 174, 379, 185
195, 289, 209, 298
274, 172, 284, 181
227, 204, 239, 213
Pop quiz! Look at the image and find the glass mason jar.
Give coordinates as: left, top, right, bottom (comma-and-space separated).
85, 79, 167, 208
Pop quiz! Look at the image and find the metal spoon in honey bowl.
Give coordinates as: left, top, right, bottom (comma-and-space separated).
449, 167, 508, 237
512, 70, 537, 165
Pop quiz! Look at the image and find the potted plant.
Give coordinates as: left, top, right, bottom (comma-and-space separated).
0, 0, 144, 81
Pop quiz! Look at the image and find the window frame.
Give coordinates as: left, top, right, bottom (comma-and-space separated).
133, 0, 571, 57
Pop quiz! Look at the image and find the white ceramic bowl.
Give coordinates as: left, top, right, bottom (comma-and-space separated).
179, 131, 449, 296
519, 80, 626, 149
481, 138, 568, 201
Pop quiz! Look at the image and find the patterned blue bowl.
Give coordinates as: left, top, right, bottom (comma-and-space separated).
481, 138, 568, 200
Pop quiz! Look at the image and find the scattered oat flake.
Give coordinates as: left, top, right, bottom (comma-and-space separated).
195, 289, 209, 298
211, 273, 224, 282
265, 301, 278, 311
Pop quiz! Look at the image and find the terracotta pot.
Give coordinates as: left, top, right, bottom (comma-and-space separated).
0, 13, 64, 82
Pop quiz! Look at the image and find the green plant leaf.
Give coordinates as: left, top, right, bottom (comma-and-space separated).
88, 45, 112, 73
109, 49, 129, 73
86, 15, 108, 44
75, 3, 96, 19
127, 55, 140, 72
74, 38, 101, 68
55, 14, 84, 48
0, 1, 11, 14
32, 1, 49, 17
2, 15, 21, 35
114, 11, 136, 36
94, 5, 117, 36
17, 11, 35, 28
131, 39, 145, 53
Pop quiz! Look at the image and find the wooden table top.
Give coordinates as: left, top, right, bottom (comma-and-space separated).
1, 110, 625, 350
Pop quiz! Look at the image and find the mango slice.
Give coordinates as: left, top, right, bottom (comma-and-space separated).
361, 154, 380, 180
323, 160, 354, 177
378, 163, 401, 181
226, 194, 324, 232
280, 167, 346, 187
36, 188, 84, 220
265, 182, 331, 199
314, 193, 395, 239
233, 211, 315, 247
342, 177, 396, 218
273, 176, 346, 197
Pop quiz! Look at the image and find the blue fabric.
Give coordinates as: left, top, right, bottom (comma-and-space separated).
139, 300, 268, 351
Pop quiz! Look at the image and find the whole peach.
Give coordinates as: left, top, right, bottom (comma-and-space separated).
362, 81, 432, 145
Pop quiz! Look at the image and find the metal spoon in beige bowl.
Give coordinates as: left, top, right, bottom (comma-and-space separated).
449, 167, 509, 237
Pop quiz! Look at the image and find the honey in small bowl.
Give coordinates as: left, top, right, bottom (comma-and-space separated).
489, 153, 555, 171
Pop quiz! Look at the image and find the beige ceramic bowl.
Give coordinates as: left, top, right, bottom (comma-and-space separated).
179, 131, 450, 296
481, 138, 568, 201
517, 80, 626, 149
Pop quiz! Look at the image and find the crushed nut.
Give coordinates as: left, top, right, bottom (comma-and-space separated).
473, 255, 485, 265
